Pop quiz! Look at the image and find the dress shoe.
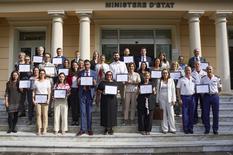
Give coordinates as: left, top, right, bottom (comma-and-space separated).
88, 130, 94, 136
213, 131, 218, 135
140, 131, 146, 135
76, 131, 85, 136
108, 129, 114, 135
170, 131, 176, 134
7, 129, 11, 133
204, 131, 209, 134
162, 131, 167, 134
18, 113, 26, 117
188, 130, 193, 134
103, 129, 108, 135
12, 129, 17, 133
71, 121, 76, 126
184, 131, 189, 134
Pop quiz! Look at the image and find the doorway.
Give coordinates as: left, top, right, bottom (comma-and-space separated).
119, 44, 154, 58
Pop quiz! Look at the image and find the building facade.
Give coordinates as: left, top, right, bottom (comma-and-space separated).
0, 0, 233, 97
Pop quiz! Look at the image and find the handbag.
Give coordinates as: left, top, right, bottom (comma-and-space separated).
153, 105, 163, 120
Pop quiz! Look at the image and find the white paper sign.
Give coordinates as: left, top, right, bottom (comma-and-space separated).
80, 76, 93, 86
123, 56, 134, 63
151, 70, 162, 79
54, 89, 67, 99
116, 74, 128, 82
58, 69, 69, 76
44, 66, 55, 76
18, 64, 31, 72
139, 61, 149, 69
35, 94, 48, 104
170, 71, 181, 80
105, 85, 118, 95
200, 62, 209, 70
196, 84, 210, 93
140, 84, 153, 94
19, 80, 31, 88
33, 56, 43, 63
52, 57, 63, 65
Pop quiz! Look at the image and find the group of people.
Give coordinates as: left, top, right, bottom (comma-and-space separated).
4, 46, 222, 136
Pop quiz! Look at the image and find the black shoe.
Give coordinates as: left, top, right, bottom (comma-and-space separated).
76, 131, 85, 136
162, 131, 167, 134
12, 129, 17, 133
213, 131, 218, 135
204, 131, 209, 134
71, 121, 76, 126
18, 113, 26, 117
188, 130, 193, 134
108, 129, 114, 135
184, 131, 189, 134
7, 129, 11, 133
103, 129, 108, 135
88, 130, 94, 136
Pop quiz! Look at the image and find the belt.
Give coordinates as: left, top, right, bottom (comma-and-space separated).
205, 93, 218, 96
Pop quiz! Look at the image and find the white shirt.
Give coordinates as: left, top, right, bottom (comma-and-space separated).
177, 76, 195, 95
191, 69, 207, 84
109, 61, 128, 80
201, 75, 222, 94
33, 79, 51, 94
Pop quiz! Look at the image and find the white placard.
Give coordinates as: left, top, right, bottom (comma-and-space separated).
58, 68, 69, 76
123, 56, 134, 63
54, 89, 67, 99
105, 85, 118, 95
19, 80, 31, 88
33, 56, 43, 63
139, 61, 149, 69
80, 76, 93, 86
52, 57, 63, 65
196, 84, 210, 94
140, 84, 153, 94
44, 66, 55, 76
116, 74, 128, 82
18, 64, 31, 72
35, 94, 48, 104
200, 62, 209, 70
170, 71, 181, 80
151, 70, 162, 79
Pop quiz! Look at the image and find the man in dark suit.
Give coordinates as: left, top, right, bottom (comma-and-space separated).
53, 48, 67, 70
188, 48, 206, 70
76, 59, 97, 136
135, 47, 152, 69
71, 50, 81, 65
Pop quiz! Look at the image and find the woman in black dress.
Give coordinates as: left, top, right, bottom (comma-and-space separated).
4, 71, 22, 133
97, 71, 118, 135
137, 71, 156, 135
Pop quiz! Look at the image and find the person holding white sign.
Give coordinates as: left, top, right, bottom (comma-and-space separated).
33, 46, 45, 67
97, 71, 118, 135
123, 63, 141, 125
77, 60, 97, 136
39, 53, 56, 78
53, 48, 67, 70
158, 52, 170, 69
156, 69, 176, 134
32, 69, 51, 135
4, 71, 22, 133
201, 66, 222, 135
137, 71, 156, 135
53, 73, 70, 135
191, 61, 207, 124
109, 51, 128, 105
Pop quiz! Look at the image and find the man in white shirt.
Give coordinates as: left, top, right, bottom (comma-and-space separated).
110, 51, 128, 105
191, 61, 207, 124
201, 66, 222, 135
177, 66, 195, 134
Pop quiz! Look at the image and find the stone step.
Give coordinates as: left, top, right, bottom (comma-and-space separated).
0, 132, 232, 154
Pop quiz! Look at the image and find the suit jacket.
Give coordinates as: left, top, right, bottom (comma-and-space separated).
188, 56, 206, 69
135, 55, 152, 68
78, 69, 97, 99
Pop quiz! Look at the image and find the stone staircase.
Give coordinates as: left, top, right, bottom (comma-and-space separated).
0, 96, 232, 154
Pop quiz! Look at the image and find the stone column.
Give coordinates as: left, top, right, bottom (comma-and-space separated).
215, 11, 232, 93
48, 10, 65, 57
76, 10, 92, 60
187, 11, 204, 56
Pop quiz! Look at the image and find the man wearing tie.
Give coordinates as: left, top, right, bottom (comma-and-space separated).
188, 48, 206, 70
77, 60, 97, 136
135, 47, 152, 69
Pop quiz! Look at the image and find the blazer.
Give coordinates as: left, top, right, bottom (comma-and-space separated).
135, 56, 152, 68
188, 56, 206, 69
78, 69, 97, 99
156, 78, 176, 103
